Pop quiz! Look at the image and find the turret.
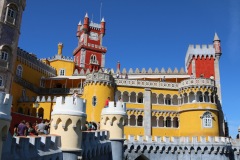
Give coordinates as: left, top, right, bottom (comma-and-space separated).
116, 61, 120, 73
212, 32, 222, 104
100, 101, 127, 160
100, 17, 106, 35
57, 42, 63, 55
0, 92, 12, 158
83, 72, 114, 123
76, 21, 82, 38
50, 96, 87, 159
83, 13, 89, 33
213, 32, 221, 55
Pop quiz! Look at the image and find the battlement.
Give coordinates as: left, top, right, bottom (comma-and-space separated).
185, 44, 215, 69
44, 54, 74, 62
51, 97, 86, 117
101, 101, 127, 116
17, 48, 57, 76
82, 130, 112, 159
125, 135, 231, 154
2, 134, 62, 159
0, 92, 12, 121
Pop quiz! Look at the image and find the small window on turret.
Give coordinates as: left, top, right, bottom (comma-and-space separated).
202, 112, 212, 128
92, 96, 97, 106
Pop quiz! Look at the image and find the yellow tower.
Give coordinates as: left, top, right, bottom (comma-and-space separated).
83, 71, 115, 123
50, 96, 86, 159
0, 93, 12, 158
100, 101, 127, 160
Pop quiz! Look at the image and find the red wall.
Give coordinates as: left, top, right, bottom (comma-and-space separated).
9, 112, 46, 135
195, 56, 215, 78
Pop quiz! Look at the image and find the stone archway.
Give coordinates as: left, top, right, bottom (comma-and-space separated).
135, 154, 149, 160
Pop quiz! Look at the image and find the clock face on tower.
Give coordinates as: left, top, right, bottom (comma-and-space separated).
89, 32, 98, 41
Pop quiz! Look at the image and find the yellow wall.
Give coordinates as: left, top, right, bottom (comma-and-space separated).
83, 83, 114, 123
50, 60, 75, 76
124, 126, 144, 138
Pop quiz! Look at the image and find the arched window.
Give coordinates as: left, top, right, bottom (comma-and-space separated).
137, 92, 143, 103
38, 108, 44, 119
165, 117, 171, 127
202, 112, 212, 128
90, 55, 98, 64
1, 51, 8, 61
16, 65, 23, 77
0, 76, 3, 86
5, 3, 18, 25
137, 115, 143, 126
129, 115, 136, 126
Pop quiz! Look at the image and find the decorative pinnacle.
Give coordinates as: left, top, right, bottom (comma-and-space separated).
214, 32, 220, 41
101, 17, 105, 22
78, 21, 82, 25
85, 13, 88, 18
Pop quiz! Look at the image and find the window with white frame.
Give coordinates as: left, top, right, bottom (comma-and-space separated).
5, 4, 18, 25
202, 112, 212, 128
0, 76, 3, 86
1, 51, 8, 61
16, 65, 23, 77
90, 54, 98, 64
59, 69, 65, 76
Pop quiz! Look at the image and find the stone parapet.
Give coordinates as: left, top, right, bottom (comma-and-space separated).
85, 72, 114, 86
2, 134, 62, 160
115, 79, 179, 89
125, 135, 231, 154
82, 130, 112, 160
101, 101, 127, 116
51, 97, 86, 117
179, 78, 215, 91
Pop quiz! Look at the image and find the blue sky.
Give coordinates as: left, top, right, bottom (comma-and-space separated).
19, 0, 240, 137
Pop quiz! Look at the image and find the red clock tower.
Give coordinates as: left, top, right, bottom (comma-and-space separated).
73, 13, 107, 72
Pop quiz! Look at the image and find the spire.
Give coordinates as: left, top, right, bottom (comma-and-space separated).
214, 32, 220, 41
101, 17, 105, 22
78, 21, 82, 25
85, 13, 88, 18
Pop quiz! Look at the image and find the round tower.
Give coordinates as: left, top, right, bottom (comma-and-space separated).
83, 71, 115, 123
0, 92, 12, 157
100, 101, 127, 160
50, 96, 87, 159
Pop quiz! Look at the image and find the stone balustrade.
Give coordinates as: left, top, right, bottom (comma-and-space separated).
179, 78, 215, 90
85, 72, 114, 86
115, 79, 179, 89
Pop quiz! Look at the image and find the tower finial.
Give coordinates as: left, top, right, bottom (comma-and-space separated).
101, 17, 105, 22
78, 21, 82, 25
214, 32, 220, 41
85, 12, 88, 18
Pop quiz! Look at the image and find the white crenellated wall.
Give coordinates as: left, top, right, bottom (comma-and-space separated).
50, 96, 86, 158
100, 101, 127, 140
